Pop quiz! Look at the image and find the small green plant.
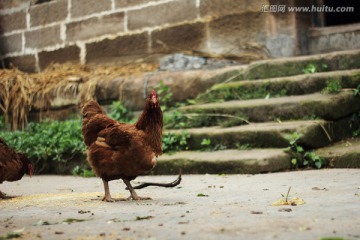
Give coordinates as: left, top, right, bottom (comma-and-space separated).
201, 138, 211, 147
349, 111, 360, 137
155, 80, 173, 112
72, 166, 95, 177
199, 138, 227, 151
302, 63, 328, 74
236, 143, 252, 150
354, 84, 360, 96
108, 101, 134, 123
284, 132, 304, 154
303, 151, 325, 169
162, 131, 190, 153
303, 63, 316, 74
284, 132, 325, 169
322, 78, 342, 94
163, 110, 187, 129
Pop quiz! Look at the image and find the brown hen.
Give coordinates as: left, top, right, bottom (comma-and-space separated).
0, 137, 34, 199
82, 90, 164, 201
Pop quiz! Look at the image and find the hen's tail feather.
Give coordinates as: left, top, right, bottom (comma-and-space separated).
82, 100, 105, 119
82, 100, 116, 146
128, 170, 182, 190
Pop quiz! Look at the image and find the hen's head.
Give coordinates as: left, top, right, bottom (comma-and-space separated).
147, 90, 160, 109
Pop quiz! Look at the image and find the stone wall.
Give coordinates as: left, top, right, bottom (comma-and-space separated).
0, 0, 312, 72
309, 23, 360, 54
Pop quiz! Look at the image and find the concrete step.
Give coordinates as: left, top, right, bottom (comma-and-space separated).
179, 91, 360, 126
197, 69, 360, 103
235, 49, 360, 80
316, 137, 360, 168
167, 120, 332, 149
155, 149, 291, 174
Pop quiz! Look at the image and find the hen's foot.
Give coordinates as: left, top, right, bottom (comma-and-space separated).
127, 195, 152, 201
102, 195, 116, 202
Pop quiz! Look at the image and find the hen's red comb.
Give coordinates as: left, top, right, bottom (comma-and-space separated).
151, 89, 157, 96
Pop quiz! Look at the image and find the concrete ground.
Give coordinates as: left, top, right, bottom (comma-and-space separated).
1, 169, 360, 240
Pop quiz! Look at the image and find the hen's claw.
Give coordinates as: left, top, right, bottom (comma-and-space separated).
123, 179, 152, 201
127, 195, 152, 201
102, 196, 116, 202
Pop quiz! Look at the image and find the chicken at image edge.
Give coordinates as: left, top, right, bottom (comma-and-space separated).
82, 90, 164, 201
0, 137, 34, 199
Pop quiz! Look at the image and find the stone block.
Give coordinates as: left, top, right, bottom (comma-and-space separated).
151, 22, 205, 53
0, 33, 23, 55
71, 0, 112, 18
128, 0, 197, 30
25, 25, 61, 49
207, 13, 268, 56
66, 12, 124, 42
86, 32, 149, 64
0, 11, 26, 34
0, 0, 29, 10
200, 0, 272, 17
3, 54, 37, 72
29, 0, 68, 27
200, 0, 247, 17
38, 45, 80, 70
115, 0, 161, 8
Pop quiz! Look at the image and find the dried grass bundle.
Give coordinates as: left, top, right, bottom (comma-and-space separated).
0, 62, 158, 130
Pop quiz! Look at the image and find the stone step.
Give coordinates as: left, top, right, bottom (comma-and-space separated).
316, 137, 360, 168
197, 69, 360, 103
155, 149, 291, 174
167, 120, 330, 149
236, 49, 360, 80
179, 91, 360, 126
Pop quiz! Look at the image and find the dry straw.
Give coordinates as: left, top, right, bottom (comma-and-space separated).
0, 63, 158, 130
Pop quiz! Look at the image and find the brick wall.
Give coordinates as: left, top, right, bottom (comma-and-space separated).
0, 0, 311, 72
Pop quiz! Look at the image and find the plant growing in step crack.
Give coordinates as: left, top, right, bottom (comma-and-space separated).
302, 63, 328, 74
303, 151, 325, 169
354, 84, 360, 96
349, 111, 360, 137
284, 132, 325, 169
162, 131, 190, 153
200, 138, 227, 151
236, 143, 252, 150
163, 110, 187, 129
303, 63, 316, 74
201, 138, 211, 147
284, 132, 304, 167
322, 78, 342, 94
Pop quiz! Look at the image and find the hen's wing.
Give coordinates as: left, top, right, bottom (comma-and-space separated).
103, 125, 131, 148
83, 114, 118, 146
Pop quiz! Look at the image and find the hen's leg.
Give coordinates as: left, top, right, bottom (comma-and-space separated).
123, 179, 151, 201
102, 179, 116, 202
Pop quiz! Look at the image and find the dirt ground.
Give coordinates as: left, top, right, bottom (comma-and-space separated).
1, 169, 360, 240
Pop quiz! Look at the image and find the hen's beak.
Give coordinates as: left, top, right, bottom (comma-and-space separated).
151, 96, 158, 108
